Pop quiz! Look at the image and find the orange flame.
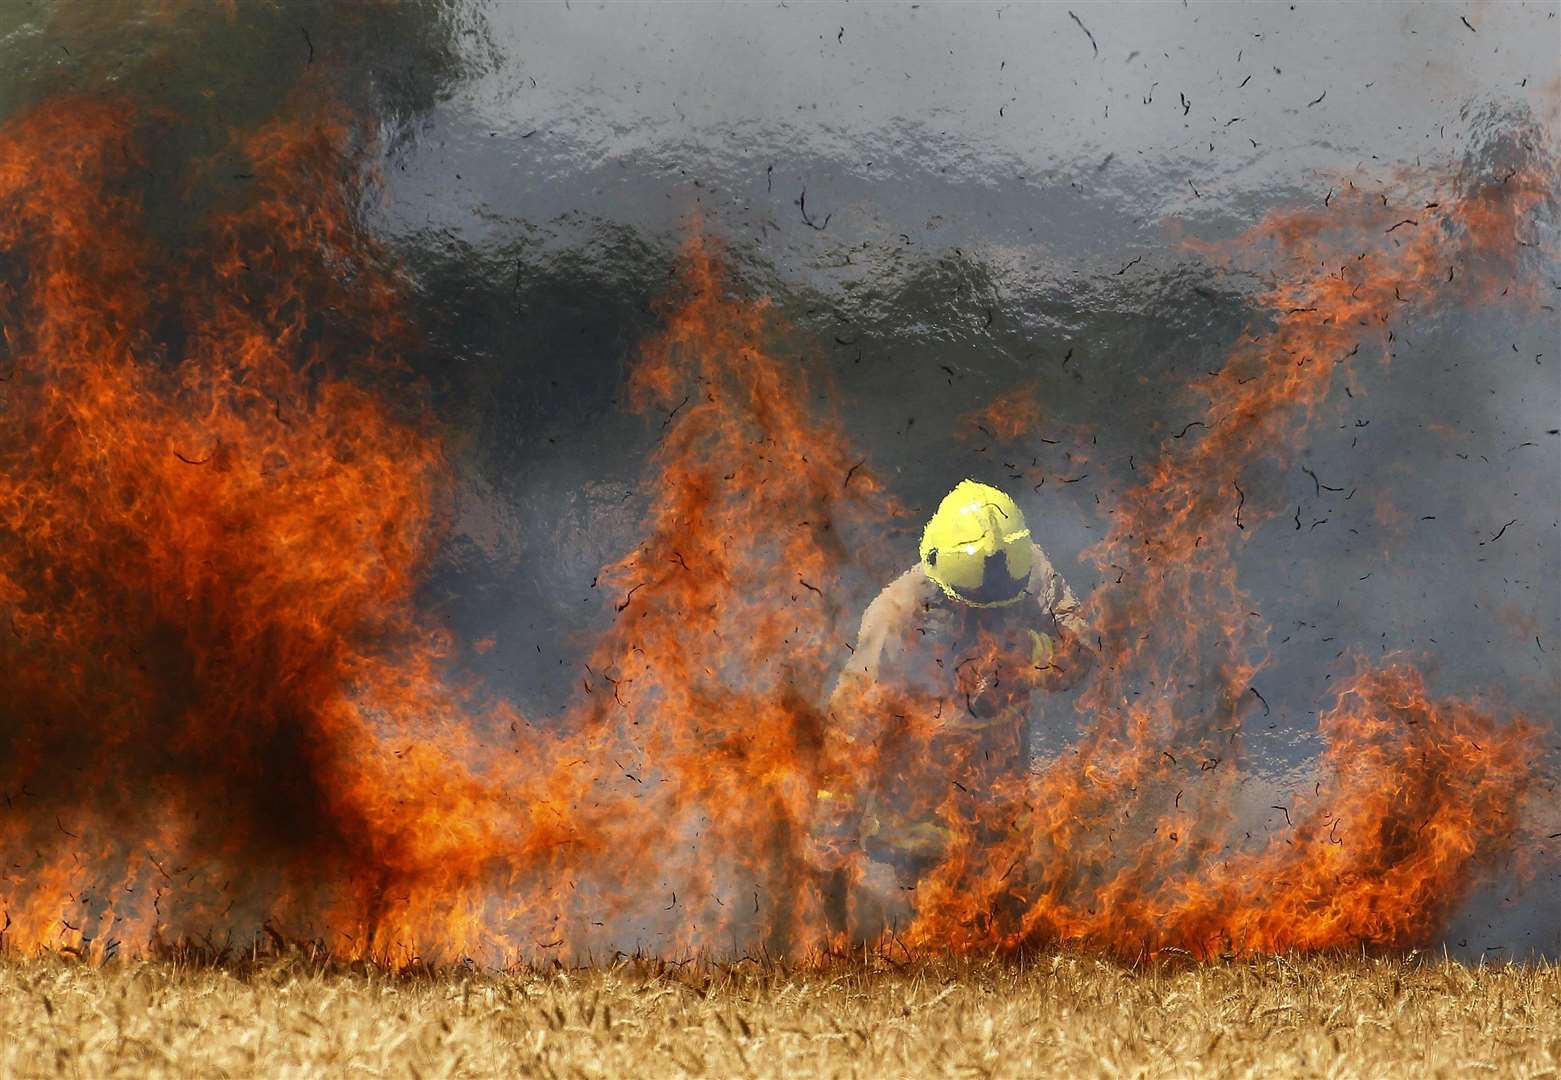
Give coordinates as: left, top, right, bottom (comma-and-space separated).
0, 93, 1549, 964
0, 99, 529, 959
901, 162, 1553, 958
959, 381, 1044, 442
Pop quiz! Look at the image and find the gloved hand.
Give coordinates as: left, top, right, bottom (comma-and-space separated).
1028, 628, 1057, 668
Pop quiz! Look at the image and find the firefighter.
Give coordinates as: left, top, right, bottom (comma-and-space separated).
814, 479, 1093, 936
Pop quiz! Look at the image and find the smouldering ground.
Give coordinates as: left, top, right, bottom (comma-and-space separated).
0, 953, 1556, 1078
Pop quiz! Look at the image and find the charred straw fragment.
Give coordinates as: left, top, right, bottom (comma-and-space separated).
796, 188, 831, 231
1067, 10, 1098, 56
1302, 465, 1343, 495
842, 458, 865, 490
1481, 519, 1516, 545
661, 394, 690, 429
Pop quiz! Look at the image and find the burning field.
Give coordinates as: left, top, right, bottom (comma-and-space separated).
0, 89, 1553, 968
0, 1, 1557, 1075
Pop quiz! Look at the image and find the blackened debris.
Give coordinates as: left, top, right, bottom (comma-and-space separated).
662, 394, 691, 429
1386, 219, 1418, 233
1172, 421, 1206, 439
797, 188, 831, 231
1301, 465, 1343, 495
1232, 481, 1246, 529
1116, 255, 1143, 275
1308, 90, 1326, 107
1249, 686, 1270, 716
616, 583, 647, 613
1460, 15, 1476, 31
1272, 805, 1292, 826
843, 458, 866, 490
1481, 519, 1516, 545
1067, 10, 1099, 56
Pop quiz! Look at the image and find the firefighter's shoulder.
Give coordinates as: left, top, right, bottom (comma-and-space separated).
854, 564, 935, 648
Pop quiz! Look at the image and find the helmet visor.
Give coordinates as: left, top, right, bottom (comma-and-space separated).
947, 549, 1030, 606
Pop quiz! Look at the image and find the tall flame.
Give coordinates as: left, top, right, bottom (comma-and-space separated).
903, 162, 1551, 957
0, 93, 1549, 963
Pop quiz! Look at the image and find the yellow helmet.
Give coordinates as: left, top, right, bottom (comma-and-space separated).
919, 480, 1033, 607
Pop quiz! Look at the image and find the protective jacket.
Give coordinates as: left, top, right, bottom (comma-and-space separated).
819, 542, 1092, 876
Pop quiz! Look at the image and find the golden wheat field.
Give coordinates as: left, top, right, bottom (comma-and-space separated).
0, 952, 1556, 1079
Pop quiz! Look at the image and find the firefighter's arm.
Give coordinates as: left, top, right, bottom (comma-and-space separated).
1027, 547, 1095, 691
815, 584, 903, 869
